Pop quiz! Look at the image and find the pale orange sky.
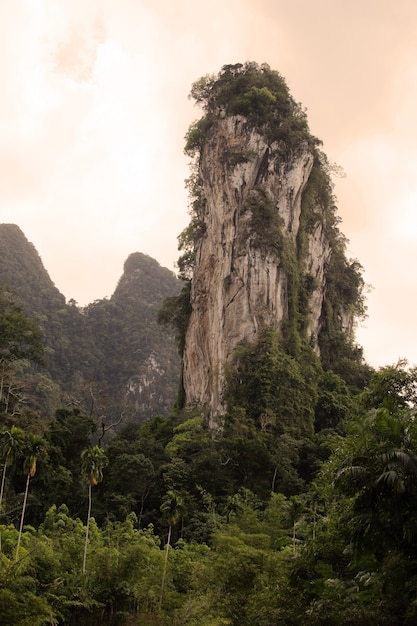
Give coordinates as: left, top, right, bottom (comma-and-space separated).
1, 0, 417, 368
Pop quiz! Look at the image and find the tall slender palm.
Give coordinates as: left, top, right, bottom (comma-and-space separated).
15, 433, 45, 561
81, 445, 108, 575
159, 490, 184, 608
0, 426, 24, 514
286, 495, 303, 555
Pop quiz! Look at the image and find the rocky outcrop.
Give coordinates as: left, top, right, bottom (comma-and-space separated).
182, 115, 333, 422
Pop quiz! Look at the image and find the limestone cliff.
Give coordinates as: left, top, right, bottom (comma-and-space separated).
179, 63, 364, 423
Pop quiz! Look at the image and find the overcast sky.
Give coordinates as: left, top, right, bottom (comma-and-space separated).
1, 0, 417, 369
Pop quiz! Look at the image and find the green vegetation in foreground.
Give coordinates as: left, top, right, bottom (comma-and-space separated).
2, 353, 417, 624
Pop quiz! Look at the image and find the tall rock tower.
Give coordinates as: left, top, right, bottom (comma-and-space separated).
178, 63, 365, 425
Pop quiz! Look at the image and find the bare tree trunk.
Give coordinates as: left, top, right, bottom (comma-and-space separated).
16, 473, 30, 561
82, 482, 92, 575
271, 464, 278, 492
159, 524, 172, 609
0, 449, 11, 514
0, 361, 5, 404
312, 504, 317, 541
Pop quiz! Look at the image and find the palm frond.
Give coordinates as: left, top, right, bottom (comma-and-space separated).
380, 449, 417, 476
375, 470, 405, 493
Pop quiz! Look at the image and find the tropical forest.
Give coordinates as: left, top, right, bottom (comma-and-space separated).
1, 63, 416, 626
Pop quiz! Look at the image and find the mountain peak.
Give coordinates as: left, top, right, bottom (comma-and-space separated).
179, 63, 367, 424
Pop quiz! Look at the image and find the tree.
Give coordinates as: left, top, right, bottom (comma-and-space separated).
359, 360, 417, 414
105, 450, 155, 524
314, 370, 353, 432
226, 330, 318, 439
0, 426, 24, 515
15, 433, 46, 561
0, 292, 45, 422
43, 408, 95, 515
286, 495, 304, 555
159, 489, 185, 608
185, 62, 315, 157
0, 292, 44, 366
81, 445, 108, 575
334, 406, 417, 558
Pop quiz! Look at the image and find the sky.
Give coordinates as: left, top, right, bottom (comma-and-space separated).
1, 0, 417, 369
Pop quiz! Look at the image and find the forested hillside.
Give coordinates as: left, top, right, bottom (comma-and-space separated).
1, 65, 416, 626
0, 224, 181, 423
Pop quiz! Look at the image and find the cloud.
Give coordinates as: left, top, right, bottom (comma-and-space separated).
1, 0, 417, 366
52, 18, 106, 82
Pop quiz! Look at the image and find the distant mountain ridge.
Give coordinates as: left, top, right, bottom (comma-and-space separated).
0, 223, 181, 423
0, 224, 66, 312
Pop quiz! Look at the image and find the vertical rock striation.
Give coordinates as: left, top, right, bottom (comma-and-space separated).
180, 63, 362, 424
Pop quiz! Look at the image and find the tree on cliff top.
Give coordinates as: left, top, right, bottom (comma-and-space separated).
185, 62, 320, 158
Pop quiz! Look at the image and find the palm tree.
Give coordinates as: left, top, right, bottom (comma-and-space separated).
286, 495, 304, 555
159, 489, 184, 608
0, 426, 24, 514
81, 445, 108, 575
334, 407, 417, 556
15, 433, 45, 561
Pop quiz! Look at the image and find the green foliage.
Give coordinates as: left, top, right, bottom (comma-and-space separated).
244, 188, 286, 254
98, 417, 171, 526
186, 62, 318, 155
318, 244, 371, 392
359, 359, 417, 414
0, 64, 406, 625
181, 63, 324, 311
299, 153, 340, 240
0, 227, 181, 422
225, 148, 257, 166
0, 365, 415, 624
296, 153, 371, 393
315, 370, 354, 432
158, 280, 192, 357
0, 426, 25, 514
42, 409, 95, 513
300, 363, 417, 623
181, 63, 368, 400
81, 445, 108, 487
158, 281, 192, 407
226, 329, 318, 439
176, 215, 206, 280
184, 117, 213, 157
0, 290, 46, 424
81, 445, 108, 575
0, 292, 44, 366
83, 252, 181, 421
14, 432, 47, 561
0, 587, 56, 626
218, 331, 327, 499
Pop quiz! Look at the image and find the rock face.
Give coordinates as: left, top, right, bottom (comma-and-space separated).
182, 115, 333, 422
